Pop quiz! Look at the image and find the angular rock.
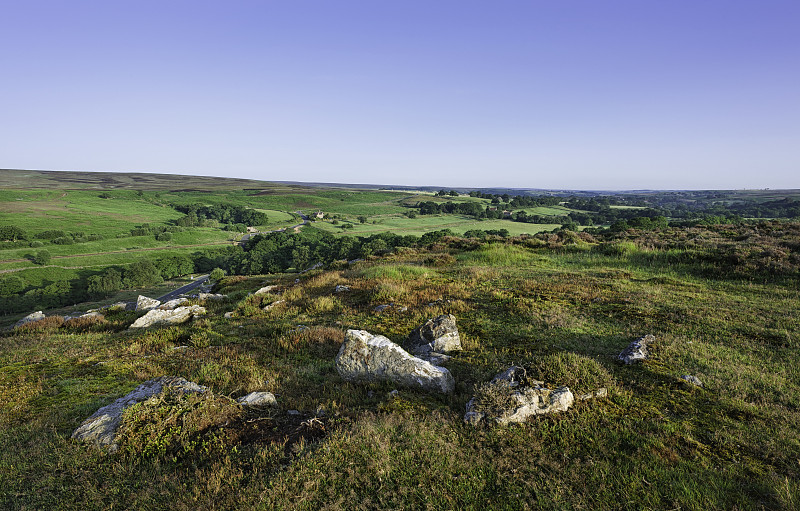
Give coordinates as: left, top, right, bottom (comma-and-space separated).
464, 367, 574, 426
14, 311, 45, 328
334, 285, 350, 293
71, 376, 206, 451
224, 311, 235, 319
681, 375, 704, 387
254, 285, 278, 295
617, 334, 655, 364
406, 314, 462, 354
418, 352, 452, 365
237, 391, 277, 406
129, 305, 206, 329
158, 298, 188, 310
335, 329, 455, 394
135, 295, 161, 311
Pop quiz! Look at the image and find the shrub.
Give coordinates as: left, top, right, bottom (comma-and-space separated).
15, 316, 64, 332
528, 352, 616, 394
155, 232, 173, 242
33, 250, 51, 265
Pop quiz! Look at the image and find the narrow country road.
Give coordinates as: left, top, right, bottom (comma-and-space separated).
239, 211, 310, 244
156, 274, 209, 302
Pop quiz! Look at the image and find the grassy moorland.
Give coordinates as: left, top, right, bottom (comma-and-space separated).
0, 220, 798, 510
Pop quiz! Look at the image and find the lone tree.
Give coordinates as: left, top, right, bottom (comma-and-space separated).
209, 267, 226, 282
357, 215, 367, 224
33, 249, 51, 265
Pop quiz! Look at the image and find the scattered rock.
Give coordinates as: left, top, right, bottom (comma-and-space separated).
254, 285, 278, 295
578, 388, 609, 401
263, 300, 285, 311
237, 391, 277, 406
129, 305, 206, 329
335, 329, 455, 394
287, 409, 301, 416
14, 311, 46, 328
158, 298, 188, 310
681, 375, 704, 387
135, 295, 161, 311
334, 285, 350, 293
373, 302, 407, 313
405, 314, 462, 355
79, 311, 104, 319
197, 293, 226, 301
71, 376, 207, 451
464, 366, 574, 426
617, 334, 655, 364
224, 311, 235, 319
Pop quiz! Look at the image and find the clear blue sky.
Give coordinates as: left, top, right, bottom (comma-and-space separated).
1, 1, 798, 189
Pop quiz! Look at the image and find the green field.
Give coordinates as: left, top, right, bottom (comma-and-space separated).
312, 214, 560, 236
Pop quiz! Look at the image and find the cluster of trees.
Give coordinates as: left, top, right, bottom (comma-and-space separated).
435, 190, 460, 197
173, 203, 269, 228
0, 226, 105, 247
417, 201, 485, 217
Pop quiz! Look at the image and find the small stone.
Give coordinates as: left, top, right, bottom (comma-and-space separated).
263, 300, 285, 311
287, 409, 301, 416
254, 285, 278, 295
237, 391, 277, 406
334, 285, 350, 293
681, 375, 703, 387
405, 314, 462, 355
373, 304, 391, 312
617, 334, 655, 364
224, 311, 235, 318
197, 293, 226, 301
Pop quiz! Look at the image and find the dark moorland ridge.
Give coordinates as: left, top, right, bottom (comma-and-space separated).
0, 169, 798, 509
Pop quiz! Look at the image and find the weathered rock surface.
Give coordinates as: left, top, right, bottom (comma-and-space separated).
254, 285, 278, 295
617, 334, 655, 364
237, 391, 277, 406
681, 374, 704, 387
334, 285, 350, 293
14, 311, 45, 328
135, 295, 161, 311
129, 305, 206, 329
406, 314, 462, 354
464, 366, 574, 425
158, 298, 188, 310
197, 292, 226, 301
71, 376, 207, 450
373, 303, 407, 313
335, 329, 454, 394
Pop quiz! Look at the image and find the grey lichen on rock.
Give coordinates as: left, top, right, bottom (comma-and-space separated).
405, 314, 462, 355
254, 285, 278, 295
158, 298, 188, 310
71, 376, 207, 451
617, 334, 655, 364
236, 391, 277, 406
464, 366, 574, 426
681, 375, 704, 387
14, 311, 46, 328
335, 329, 455, 394
129, 305, 206, 329
135, 295, 161, 311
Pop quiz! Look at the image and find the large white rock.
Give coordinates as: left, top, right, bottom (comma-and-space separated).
129, 305, 206, 329
14, 311, 45, 328
71, 376, 207, 451
335, 329, 454, 394
135, 295, 161, 311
